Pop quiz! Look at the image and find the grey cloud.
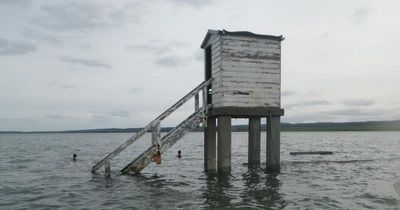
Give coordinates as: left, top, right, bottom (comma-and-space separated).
128, 87, 144, 94
21, 28, 64, 46
282, 90, 296, 97
48, 81, 76, 89
127, 40, 189, 54
0, 38, 37, 55
325, 108, 383, 117
61, 56, 111, 69
283, 112, 336, 123
352, 8, 370, 24
127, 40, 190, 67
194, 51, 203, 61
302, 100, 330, 106
283, 107, 389, 123
90, 110, 132, 122
45, 113, 72, 120
286, 100, 330, 109
110, 110, 132, 118
155, 56, 188, 67
32, 2, 125, 32
127, 43, 172, 54
342, 99, 374, 107
0, 0, 31, 7
169, 0, 213, 7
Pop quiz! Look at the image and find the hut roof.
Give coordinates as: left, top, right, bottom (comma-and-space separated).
200, 29, 284, 49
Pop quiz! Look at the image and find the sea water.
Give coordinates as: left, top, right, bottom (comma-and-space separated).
0, 132, 399, 209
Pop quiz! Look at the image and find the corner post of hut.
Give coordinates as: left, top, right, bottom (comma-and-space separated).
200, 29, 284, 174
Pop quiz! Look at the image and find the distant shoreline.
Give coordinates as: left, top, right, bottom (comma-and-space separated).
1, 120, 400, 133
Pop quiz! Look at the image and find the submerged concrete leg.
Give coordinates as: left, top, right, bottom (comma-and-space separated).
248, 117, 261, 168
204, 117, 217, 172
266, 116, 281, 172
217, 116, 231, 173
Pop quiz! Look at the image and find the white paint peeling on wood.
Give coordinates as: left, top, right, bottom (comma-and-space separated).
210, 33, 281, 108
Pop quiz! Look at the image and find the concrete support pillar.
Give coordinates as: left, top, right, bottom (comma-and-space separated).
217, 116, 231, 173
105, 161, 111, 178
248, 117, 261, 168
266, 115, 281, 172
204, 117, 217, 172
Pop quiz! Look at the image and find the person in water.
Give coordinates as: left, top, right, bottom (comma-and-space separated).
177, 150, 182, 158
73, 153, 77, 161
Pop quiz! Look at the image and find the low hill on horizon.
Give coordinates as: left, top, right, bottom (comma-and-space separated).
2, 120, 400, 133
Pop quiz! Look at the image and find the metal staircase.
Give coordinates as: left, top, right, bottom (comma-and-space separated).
91, 78, 212, 175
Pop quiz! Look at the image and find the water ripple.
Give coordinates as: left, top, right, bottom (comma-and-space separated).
0, 132, 399, 209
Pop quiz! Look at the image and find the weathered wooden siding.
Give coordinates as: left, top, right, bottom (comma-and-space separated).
213, 35, 281, 108
206, 34, 223, 107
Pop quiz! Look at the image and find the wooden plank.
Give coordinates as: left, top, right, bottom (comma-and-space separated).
222, 71, 280, 80
151, 122, 161, 145
211, 54, 221, 67
217, 88, 280, 100
221, 60, 280, 72
222, 68, 280, 77
210, 34, 220, 46
220, 94, 280, 101
214, 86, 280, 96
221, 102, 280, 107
222, 44, 280, 54
220, 82, 280, 91
202, 86, 207, 107
222, 42, 280, 53
216, 85, 280, 94
221, 100, 280, 107
222, 41, 280, 53
221, 80, 280, 87
222, 56, 281, 65
212, 43, 220, 53
222, 36, 281, 46
194, 93, 199, 111
221, 50, 280, 61
203, 34, 219, 48
221, 97, 280, 104
219, 81, 279, 88
209, 107, 284, 117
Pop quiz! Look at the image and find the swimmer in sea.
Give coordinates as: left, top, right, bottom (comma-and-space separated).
73, 153, 77, 161
177, 150, 182, 158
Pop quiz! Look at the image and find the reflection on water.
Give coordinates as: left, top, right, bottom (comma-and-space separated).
203, 169, 287, 209
242, 170, 286, 209
203, 173, 233, 208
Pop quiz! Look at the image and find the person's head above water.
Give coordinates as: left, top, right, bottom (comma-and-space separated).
177, 150, 182, 158
73, 153, 77, 161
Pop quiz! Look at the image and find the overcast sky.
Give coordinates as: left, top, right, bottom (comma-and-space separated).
1, 0, 399, 131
